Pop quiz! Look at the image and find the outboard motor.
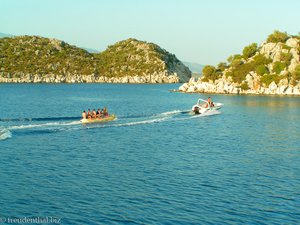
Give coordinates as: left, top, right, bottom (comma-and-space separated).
192, 106, 200, 114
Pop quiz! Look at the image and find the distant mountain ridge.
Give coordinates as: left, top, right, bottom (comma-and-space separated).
81, 47, 99, 53
182, 61, 204, 73
0, 35, 191, 83
0, 32, 13, 38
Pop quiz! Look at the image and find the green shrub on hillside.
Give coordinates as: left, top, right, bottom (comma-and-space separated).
252, 54, 272, 65
267, 30, 289, 43
230, 62, 253, 83
225, 71, 233, 78
256, 65, 269, 75
293, 64, 300, 81
260, 74, 282, 86
227, 54, 242, 64
217, 62, 228, 71
279, 52, 293, 65
231, 59, 243, 68
202, 65, 215, 77
273, 61, 286, 74
228, 54, 271, 83
282, 44, 292, 50
243, 43, 258, 59
202, 65, 222, 81
240, 82, 250, 90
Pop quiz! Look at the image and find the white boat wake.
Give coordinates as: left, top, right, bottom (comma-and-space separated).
159, 110, 183, 116
8, 120, 82, 130
0, 127, 12, 141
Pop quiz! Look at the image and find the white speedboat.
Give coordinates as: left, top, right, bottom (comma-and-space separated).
191, 99, 223, 114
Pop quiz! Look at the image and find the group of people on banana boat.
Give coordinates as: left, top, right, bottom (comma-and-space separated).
82, 107, 109, 120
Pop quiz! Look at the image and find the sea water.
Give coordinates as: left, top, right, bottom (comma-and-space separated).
0, 84, 300, 224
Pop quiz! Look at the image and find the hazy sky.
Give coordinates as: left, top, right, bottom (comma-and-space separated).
1, 0, 300, 65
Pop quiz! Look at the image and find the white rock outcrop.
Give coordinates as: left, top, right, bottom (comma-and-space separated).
178, 75, 300, 95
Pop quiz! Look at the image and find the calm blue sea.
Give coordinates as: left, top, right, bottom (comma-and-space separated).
0, 84, 300, 224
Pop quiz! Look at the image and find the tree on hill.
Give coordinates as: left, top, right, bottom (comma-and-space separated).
216, 62, 228, 72
293, 65, 300, 82
202, 65, 221, 81
267, 30, 289, 43
227, 54, 243, 64
242, 43, 258, 59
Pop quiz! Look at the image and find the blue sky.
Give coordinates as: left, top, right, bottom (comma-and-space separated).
1, 0, 300, 65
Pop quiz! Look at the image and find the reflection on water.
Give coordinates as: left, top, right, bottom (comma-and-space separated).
237, 96, 300, 108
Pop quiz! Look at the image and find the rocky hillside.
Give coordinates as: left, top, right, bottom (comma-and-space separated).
0, 36, 191, 83
94, 38, 191, 83
179, 31, 300, 95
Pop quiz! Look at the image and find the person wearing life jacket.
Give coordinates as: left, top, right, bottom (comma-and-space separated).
96, 108, 101, 118
87, 109, 92, 119
82, 110, 87, 119
102, 107, 108, 117
92, 109, 97, 119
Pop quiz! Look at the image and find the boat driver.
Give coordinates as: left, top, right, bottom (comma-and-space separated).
207, 97, 214, 107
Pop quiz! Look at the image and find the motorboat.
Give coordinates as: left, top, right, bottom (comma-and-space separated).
191, 99, 223, 114
80, 114, 116, 124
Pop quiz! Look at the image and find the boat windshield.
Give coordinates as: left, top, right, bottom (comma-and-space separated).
197, 99, 210, 108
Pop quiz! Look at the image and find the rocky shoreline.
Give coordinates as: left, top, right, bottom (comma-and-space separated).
178, 77, 300, 95
0, 72, 180, 83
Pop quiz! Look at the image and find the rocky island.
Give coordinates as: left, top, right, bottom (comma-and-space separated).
0, 36, 191, 83
179, 31, 300, 95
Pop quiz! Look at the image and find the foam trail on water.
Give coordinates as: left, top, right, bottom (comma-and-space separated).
0, 116, 80, 122
0, 127, 12, 141
86, 116, 170, 130
114, 117, 168, 127
159, 110, 182, 116
8, 121, 81, 130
